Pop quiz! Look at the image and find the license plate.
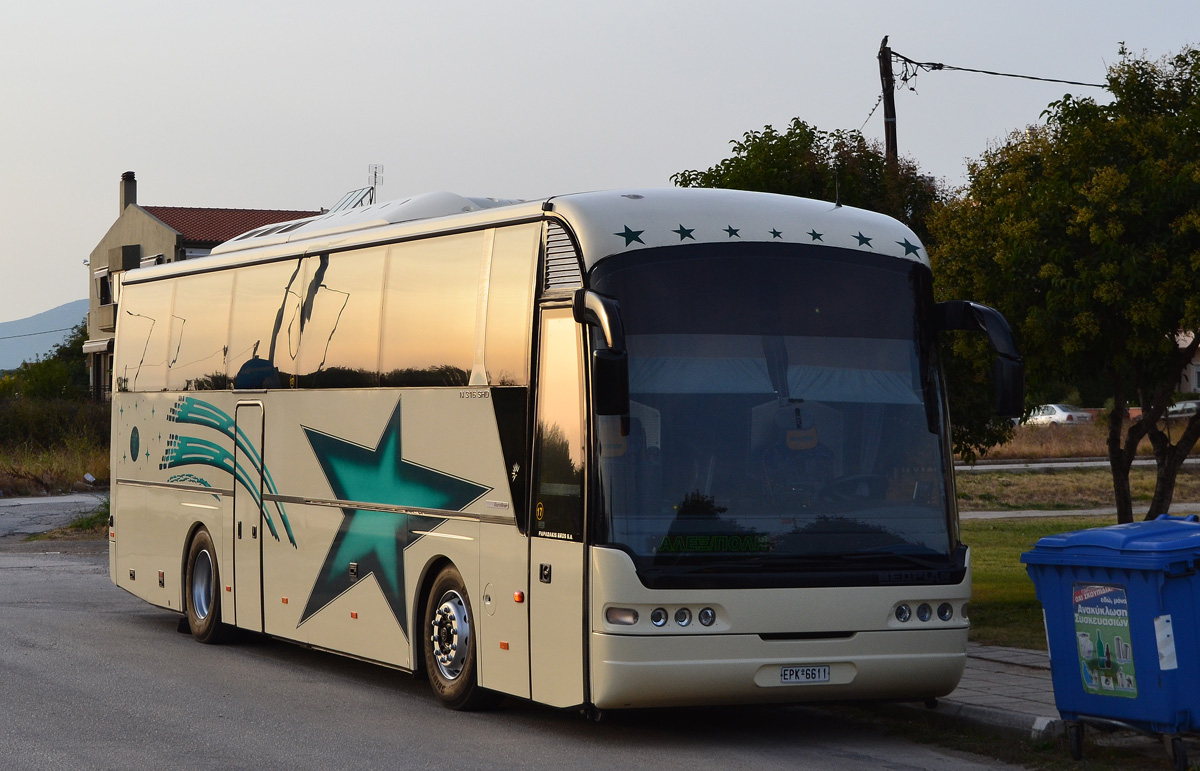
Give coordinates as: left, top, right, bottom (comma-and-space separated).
780, 665, 831, 684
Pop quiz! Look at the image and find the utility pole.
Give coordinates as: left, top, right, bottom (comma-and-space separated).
878, 36, 898, 170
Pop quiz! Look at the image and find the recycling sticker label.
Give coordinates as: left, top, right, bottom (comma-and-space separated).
1073, 583, 1137, 699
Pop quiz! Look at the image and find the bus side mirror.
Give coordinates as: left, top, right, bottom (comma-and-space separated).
592, 348, 629, 417
993, 356, 1025, 419
935, 300, 1025, 419
573, 289, 631, 425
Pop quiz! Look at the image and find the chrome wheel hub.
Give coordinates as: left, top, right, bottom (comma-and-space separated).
430, 589, 470, 680
192, 549, 214, 621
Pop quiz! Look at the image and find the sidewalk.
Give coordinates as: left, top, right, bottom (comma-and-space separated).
899, 641, 1200, 767
928, 643, 1062, 739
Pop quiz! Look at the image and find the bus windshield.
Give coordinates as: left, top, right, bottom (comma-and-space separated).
589, 243, 959, 588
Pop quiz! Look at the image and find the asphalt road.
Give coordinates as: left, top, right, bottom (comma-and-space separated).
0, 493, 104, 538
0, 538, 1023, 771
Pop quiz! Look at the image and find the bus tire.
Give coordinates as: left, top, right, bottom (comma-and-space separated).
423, 566, 496, 710
185, 528, 231, 644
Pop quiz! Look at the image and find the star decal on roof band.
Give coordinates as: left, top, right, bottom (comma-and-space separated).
299, 399, 490, 636
615, 226, 645, 246
603, 224, 917, 252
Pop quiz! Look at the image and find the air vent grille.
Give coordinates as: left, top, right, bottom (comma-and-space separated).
544, 222, 583, 291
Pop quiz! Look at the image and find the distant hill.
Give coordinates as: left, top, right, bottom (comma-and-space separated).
0, 299, 89, 371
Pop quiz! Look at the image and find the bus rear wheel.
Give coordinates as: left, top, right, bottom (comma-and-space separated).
422, 566, 496, 710
185, 528, 231, 644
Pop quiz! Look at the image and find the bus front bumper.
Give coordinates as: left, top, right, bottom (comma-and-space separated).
589, 627, 967, 709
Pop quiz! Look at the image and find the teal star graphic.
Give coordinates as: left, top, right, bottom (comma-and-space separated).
808, 229, 823, 241
854, 232, 873, 247
770, 228, 783, 239
299, 400, 490, 634
724, 226, 740, 238
897, 238, 921, 256
673, 224, 695, 241
615, 226, 644, 246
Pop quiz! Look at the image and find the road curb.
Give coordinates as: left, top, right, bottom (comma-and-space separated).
867, 699, 1065, 742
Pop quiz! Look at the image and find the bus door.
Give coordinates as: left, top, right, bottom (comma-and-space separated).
528, 307, 587, 708
232, 402, 264, 633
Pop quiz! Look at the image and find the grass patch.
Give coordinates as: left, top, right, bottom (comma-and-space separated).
962, 515, 1118, 649
956, 466, 1200, 511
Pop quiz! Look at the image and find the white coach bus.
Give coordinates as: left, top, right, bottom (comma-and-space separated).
108, 188, 1022, 712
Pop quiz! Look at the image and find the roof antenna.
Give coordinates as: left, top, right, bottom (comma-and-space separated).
368, 164, 383, 205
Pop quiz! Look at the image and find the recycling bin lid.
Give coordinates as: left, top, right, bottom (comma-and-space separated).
1021, 515, 1200, 571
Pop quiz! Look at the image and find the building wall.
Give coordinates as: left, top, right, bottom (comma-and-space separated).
86, 206, 181, 400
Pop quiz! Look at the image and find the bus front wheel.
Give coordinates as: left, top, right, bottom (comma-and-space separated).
422, 566, 496, 710
185, 528, 231, 644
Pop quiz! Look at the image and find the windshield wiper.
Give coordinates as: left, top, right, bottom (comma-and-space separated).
839, 546, 950, 570
651, 555, 832, 573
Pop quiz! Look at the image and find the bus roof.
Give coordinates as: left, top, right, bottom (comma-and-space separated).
547, 188, 927, 271
125, 188, 927, 284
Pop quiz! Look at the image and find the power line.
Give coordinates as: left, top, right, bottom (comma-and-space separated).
891, 50, 1107, 90
860, 91, 884, 131
0, 326, 74, 342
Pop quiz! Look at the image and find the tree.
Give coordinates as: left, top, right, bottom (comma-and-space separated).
672, 118, 945, 243
16, 319, 89, 401
930, 45, 1200, 523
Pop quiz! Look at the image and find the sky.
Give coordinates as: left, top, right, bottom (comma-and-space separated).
0, 0, 1195, 325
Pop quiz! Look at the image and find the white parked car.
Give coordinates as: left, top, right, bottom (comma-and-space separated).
1027, 404, 1093, 426
1167, 400, 1200, 419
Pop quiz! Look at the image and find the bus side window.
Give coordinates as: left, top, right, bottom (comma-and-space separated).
227, 260, 304, 389
380, 232, 484, 387
114, 280, 175, 393
166, 271, 233, 391
531, 309, 585, 541
485, 224, 539, 386
294, 249, 385, 388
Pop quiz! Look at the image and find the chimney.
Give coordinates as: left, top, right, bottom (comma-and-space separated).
120, 171, 137, 213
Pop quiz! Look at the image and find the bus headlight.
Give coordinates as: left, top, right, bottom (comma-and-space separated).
698, 607, 716, 626
937, 603, 954, 622
895, 604, 912, 623
650, 608, 668, 627
674, 608, 692, 627
917, 603, 933, 622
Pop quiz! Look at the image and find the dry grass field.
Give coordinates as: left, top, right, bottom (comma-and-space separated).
0, 438, 109, 497
983, 421, 1148, 460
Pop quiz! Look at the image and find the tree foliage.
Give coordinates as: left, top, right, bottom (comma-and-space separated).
930, 45, 1200, 522
5, 319, 90, 401
672, 118, 945, 243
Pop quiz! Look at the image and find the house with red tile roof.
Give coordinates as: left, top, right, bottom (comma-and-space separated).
84, 171, 321, 400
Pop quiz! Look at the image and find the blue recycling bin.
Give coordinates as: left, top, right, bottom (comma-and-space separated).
1022, 514, 1200, 752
